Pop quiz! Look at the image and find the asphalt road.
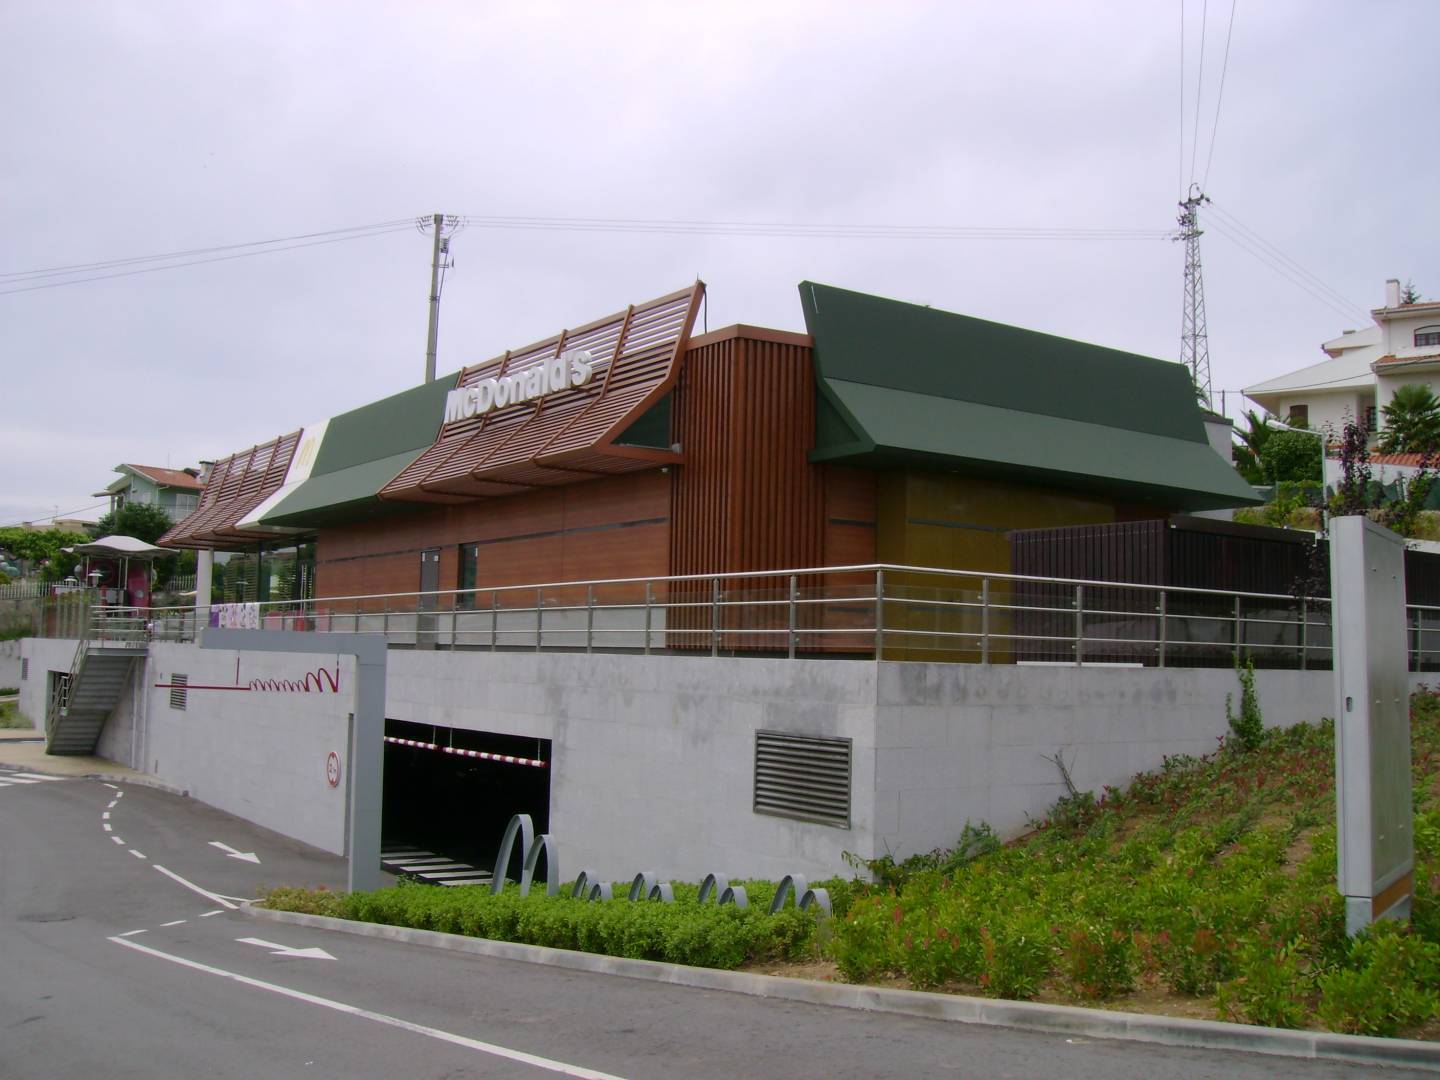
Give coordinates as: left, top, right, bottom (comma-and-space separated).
0, 766, 1426, 1079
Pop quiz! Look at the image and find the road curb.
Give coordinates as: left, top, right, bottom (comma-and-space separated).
244, 904, 1440, 1071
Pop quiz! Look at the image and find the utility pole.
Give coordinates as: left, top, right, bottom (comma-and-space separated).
418, 214, 462, 383
1176, 185, 1212, 408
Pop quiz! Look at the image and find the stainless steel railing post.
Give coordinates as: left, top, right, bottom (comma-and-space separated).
1074, 584, 1084, 666
874, 568, 885, 660
787, 574, 798, 660
981, 578, 990, 665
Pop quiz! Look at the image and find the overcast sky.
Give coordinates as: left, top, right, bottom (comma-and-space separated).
3, 1, 1437, 529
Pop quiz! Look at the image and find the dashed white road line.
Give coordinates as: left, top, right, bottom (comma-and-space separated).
103, 823, 113, 832
11, 773, 66, 782
117, 928, 146, 937
108, 936, 627, 1079
160, 919, 187, 927
110, 835, 125, 845
129, 850, 146, 860
199, 910, 225, 918
103, 782, 119, 790
102, 811, 110, 820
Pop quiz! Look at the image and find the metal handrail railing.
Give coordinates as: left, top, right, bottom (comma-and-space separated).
25, 562, 1365, 670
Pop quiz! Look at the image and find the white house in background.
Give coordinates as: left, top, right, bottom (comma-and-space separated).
1245, 278, 1440, 438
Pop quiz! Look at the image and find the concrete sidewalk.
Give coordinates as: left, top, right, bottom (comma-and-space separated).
0, 723, 145, 781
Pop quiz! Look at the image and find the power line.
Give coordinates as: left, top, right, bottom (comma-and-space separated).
0, 502, 108, 531
1201, 0, 1238, 192
0, 226, 415, 297
1205, 216, 1366, 324
1189, 0, 1209, 186
0, 219, 415, 282
1206, 200, 1368, 320
457, 214, 1171, 241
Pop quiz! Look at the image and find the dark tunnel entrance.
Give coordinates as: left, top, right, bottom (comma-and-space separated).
382, 719, 551, 884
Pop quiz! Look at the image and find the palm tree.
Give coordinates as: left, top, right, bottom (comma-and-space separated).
1232, 410, 1274, 484
1378, 384, 1440, 454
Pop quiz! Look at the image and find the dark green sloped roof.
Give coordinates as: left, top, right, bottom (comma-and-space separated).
816, 380, 1259, 510
800, 282, 1260, 509
256, 373, 457, 530
259, 448, 429, 529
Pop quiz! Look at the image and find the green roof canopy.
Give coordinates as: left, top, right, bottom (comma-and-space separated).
800, 282, 1260, 511
257, 374, 456, 530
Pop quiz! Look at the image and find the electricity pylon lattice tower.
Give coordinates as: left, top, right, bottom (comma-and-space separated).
1176, 185, 1212, 408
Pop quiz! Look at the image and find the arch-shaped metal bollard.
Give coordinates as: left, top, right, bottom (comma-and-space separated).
571, 869, 613, 902
628, 871, 658, 902
698, 873, 748, 908
647, 882, 675, 903
768, 873, 832, 917
491, 814, 535, 895
518, 833, 560, 897
697, 873, 729, 904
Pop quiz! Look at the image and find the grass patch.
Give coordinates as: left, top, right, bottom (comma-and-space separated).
263, 690, 1440, 1038
0, 700, 33, 729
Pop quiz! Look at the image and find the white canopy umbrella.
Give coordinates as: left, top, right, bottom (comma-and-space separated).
62, 535, 172, 605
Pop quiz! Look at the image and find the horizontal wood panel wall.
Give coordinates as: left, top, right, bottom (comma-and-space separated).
314, 471, 670, 601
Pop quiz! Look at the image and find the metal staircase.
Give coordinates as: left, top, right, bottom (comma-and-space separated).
46, 639, 145, 756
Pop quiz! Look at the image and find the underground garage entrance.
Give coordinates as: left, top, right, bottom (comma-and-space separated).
381, 719, 551, 886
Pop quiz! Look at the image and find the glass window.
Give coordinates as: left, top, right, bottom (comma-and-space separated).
1416, 327, 1440, 348
458, 543, 478, 608
1287, 404, 1309, 428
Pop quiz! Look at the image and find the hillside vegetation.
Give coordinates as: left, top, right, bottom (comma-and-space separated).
266, 689, 1440, 1038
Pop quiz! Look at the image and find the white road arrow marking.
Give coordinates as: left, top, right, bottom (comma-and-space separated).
236, 937, 335, 960
208, 841, 261, 864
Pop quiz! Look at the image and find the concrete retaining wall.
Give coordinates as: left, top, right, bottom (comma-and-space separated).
21, 632, 1429, 880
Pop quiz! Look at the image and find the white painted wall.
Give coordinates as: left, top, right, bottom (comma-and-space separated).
16, 636, 78, 728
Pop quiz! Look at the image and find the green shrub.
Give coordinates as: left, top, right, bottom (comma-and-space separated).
831, 895, 902, 982
1215, 942, 1310, 1029
259, 885, 346, 918
978, 915, 1054, 1000
1225, 656, 1265, 753
1058, 923, 1135, 1000
1318, 923, 1440, 1036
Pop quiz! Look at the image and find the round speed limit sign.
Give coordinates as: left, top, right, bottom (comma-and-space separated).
326, 751, 342, 788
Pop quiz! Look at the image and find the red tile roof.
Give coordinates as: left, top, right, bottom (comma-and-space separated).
1369, 452, 1437, 467
126, 464, 203, 490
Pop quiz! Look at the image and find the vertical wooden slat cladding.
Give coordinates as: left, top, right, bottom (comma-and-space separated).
669, 331, 823, 649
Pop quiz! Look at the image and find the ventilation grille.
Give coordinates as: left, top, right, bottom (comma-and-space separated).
21, 657, 28, 681
753, 731, 851, 829
169, 674, 188, 711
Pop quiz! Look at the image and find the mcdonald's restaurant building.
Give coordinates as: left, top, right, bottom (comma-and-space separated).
151, 280, 1266, 879
160, 281, 1257, 609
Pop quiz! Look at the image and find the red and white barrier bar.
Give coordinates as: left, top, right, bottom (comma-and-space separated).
384, 735, 547, 769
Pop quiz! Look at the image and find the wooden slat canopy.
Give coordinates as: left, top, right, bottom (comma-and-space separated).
158, 431, 301, 549
380, 283, 703, 504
